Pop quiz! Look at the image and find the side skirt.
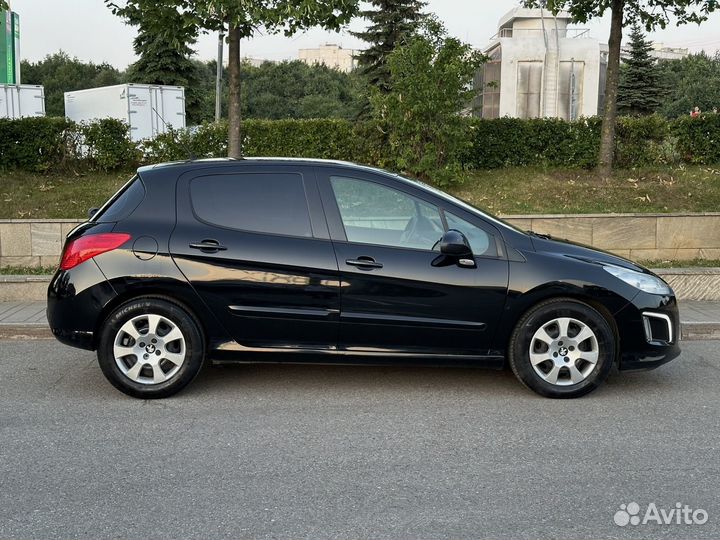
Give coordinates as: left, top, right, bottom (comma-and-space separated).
208, 342, 505, 369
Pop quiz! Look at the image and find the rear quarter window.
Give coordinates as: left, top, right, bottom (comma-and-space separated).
92, 176, 145, 223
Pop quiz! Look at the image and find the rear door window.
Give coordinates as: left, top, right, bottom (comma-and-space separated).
92, 176, 145, 223
190, 172, 313, 238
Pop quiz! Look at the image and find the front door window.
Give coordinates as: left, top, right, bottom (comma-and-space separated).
330, 176, 444, 251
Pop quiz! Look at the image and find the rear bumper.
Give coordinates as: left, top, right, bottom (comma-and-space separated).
616, 292, 681, 372
47, 260, 116, 351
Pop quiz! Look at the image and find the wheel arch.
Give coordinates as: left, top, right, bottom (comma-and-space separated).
497, 284, 624, 364
92, 280, 222, 350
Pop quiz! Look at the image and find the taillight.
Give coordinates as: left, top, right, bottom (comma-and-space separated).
60, 233, 131, 270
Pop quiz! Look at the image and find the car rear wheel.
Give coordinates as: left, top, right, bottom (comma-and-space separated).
97, 298, 204, 399
508, 298, 615, 398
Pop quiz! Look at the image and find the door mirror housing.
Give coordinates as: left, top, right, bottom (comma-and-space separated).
439, 229, 473, 258
88, 207, 99, 220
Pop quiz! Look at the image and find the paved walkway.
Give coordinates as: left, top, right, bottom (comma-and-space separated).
1, 301, 719, 339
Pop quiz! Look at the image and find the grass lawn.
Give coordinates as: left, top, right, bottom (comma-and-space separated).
1, 165, 719, 219
450, 165, 720, 216
0, 170, 131, 219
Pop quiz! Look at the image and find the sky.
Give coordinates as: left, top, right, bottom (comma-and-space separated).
8, 0, 720, 70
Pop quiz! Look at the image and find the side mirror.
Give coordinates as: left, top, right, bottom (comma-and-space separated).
439, 229, 473, 258
88, 207, 99, 219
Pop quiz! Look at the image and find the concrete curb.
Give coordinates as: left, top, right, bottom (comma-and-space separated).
0, 275, 51, 303
0, 321, 717, 341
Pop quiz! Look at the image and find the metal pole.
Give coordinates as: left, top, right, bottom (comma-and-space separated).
215, 26, 225, 122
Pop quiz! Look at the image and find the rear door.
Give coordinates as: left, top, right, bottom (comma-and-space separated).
169, 164, 340, 351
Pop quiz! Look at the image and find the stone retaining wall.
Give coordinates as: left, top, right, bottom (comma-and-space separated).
1, 213, 720, 267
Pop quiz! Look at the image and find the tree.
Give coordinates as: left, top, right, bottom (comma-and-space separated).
657, 51, 720, 117
369, 19, 485, 185
617, 24, 663, 115
107, 1, 205, 125
20, 52, 123, 116
350, 0, 427, 91
107, 0, 359, 158
524, 0, 717, 176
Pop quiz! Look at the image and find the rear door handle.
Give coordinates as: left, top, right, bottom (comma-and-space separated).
345, 257, 383, 269
189, 239, 227, 253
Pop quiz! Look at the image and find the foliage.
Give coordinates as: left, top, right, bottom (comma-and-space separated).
466, 117, 601, 170
618, 24, 663, 115
3, 115, 720, 178
350, 0, 427, 92
20, 52, 123, 117
524, 0, 719, 175
527, 0, 718, 29
80, 119, 141, 171
0, 117, 76, 172
107, 0, 205, 124
143, 119, 360, 162
368, 20, 486, 185
657, 52, 720, 118
106, 0, 360, 158
673, 113, 720, 164
0, 117, 136, 173
241, 60, 364, 120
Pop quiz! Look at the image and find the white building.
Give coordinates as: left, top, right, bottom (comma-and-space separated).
298, 44, 358, 73
476, 8, 608, 120
621, 43, 689, 61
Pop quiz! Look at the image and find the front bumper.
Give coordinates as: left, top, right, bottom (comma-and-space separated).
616, 291, 681, 372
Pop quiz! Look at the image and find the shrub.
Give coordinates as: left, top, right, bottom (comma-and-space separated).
0, 116, 77, 172
672, 113, 720, 164
80, 119, 140, 171
615, 115, 669, 167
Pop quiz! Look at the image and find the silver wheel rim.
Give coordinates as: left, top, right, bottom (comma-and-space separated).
529, 317, 599, 386
113, 313, 186, 385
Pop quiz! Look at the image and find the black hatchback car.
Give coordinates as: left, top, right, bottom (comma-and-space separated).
47, 158, 680, 399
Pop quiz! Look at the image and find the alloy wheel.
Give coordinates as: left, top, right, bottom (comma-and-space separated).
113, 313, 186, 385
529, 317, 599, 386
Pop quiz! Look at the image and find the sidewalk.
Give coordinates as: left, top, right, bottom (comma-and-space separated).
1, 301, 719, 340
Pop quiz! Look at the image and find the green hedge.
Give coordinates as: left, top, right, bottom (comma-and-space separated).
0, 117, 138, 172
2, 114, 720, 176
673, 113, 720, 164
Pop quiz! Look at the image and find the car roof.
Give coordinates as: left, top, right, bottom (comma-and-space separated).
137, 157, 380, 175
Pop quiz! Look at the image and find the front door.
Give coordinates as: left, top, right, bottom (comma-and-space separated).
317, 168, 509, 357
169, 165, 340, 351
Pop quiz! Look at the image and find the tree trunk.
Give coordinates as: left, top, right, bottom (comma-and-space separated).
597, 0, 624, 177
227, 26, 242, 158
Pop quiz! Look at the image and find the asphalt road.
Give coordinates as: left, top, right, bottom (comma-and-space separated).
1, 340, 719, 540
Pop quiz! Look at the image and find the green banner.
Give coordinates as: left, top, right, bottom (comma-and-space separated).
0, 10, 18, 84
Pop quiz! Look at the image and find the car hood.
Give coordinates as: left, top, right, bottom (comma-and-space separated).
527, 233, 654, 275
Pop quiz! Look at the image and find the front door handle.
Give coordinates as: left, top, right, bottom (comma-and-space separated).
346, 257, 383, 269
189, 239, 227, 253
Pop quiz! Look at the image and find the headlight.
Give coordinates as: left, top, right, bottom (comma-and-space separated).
603, 265, 672, 295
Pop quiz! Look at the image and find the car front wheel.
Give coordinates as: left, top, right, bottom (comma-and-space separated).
508, 298, 616, 398
97, 297, 205, 399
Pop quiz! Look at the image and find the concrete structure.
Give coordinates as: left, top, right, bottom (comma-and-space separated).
298, 44, 358, 73
3, 214, 720, 268
477, 8, 608, 120
621, 42, 689, 62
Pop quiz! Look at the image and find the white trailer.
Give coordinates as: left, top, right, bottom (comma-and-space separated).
64, 83, 186, 141
0, 84, 45, 119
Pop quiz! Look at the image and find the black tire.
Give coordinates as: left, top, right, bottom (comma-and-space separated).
97, 297, 205, 399
508, 298, 616, 399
